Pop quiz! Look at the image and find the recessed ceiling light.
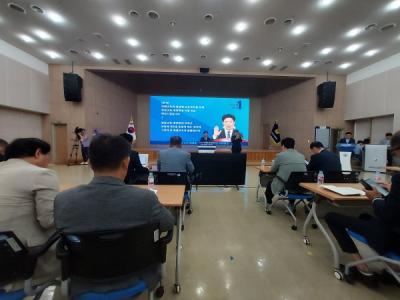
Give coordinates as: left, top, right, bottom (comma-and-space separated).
136, 54, 148, 61
129, 10, 140, 18
291, 24, 307, 35
7, 3, 25, 14
30, 5, 44, 14
221, 57, 232, 64
203, 13, 214, 22
339, 62, 352, 69
234, 21, 248, 33
226, 43, 239, 51
318, 0, 335, 7
127, 38, 140, 47
44, 50, 61, 59
247, 0, 260, 3
261, 59, 273, 66
18, 34, 35, 43
320, 47, 333, 55
111, 14, 127, 27
173, 55, 184, 62
45, 10, 65, 24
147, 10, 160, 20
386, 0, 400, 11
364, 49, 380, 57
346, 27, 362, 38
199, 36, 211, 46
345, 43, 362, 52
33, 29, 52, 40
170, 40, 182, 49
92, 51, 104, 60
301, 61, 312, 68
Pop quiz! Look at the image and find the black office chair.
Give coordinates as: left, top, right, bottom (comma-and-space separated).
266, 171, 316, 230
324, 171, 359, 183
56, 223, 173, 300
0, 231, 60, 300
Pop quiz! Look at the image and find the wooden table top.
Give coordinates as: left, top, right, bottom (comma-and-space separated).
255, 165, 272, 173
386, 166, 400, 172
299, 182, 370, 202
59, 183, 185, 207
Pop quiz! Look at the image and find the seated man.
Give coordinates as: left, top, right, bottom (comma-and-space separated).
55, 134, 174, 295
0, 138, 59, 290
200, 130, 212, 142
339, 131, 356, 144
307, 141, 341, 174
158, 136, 194, 173
120, 133, 149, 184
326, 130, 400, 278
265, 137, 307, 208
0, 138, 8, 162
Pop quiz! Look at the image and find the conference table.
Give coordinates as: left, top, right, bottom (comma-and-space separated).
59, 183, 186, 294
299, 182, 370, 276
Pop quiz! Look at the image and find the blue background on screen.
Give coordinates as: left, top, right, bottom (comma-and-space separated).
150, 96, 250, 145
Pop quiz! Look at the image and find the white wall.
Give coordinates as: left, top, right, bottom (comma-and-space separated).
0, 107, 42, 141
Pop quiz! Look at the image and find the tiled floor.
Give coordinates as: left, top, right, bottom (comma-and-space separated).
47, 165, 399, 300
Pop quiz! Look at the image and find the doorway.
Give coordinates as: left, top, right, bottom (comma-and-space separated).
52, 123, 68, 164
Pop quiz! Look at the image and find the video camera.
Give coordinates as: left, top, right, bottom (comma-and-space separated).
74, 126, 85, 140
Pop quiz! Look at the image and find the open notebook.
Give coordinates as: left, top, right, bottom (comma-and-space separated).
320, 185, 366, 196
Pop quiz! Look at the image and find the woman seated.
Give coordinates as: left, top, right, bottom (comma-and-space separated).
326, 131, 400, 278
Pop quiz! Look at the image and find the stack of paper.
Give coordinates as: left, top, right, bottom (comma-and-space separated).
320, 185, 366, 196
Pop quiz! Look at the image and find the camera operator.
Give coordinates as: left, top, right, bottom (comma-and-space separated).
75, 127, 89, 165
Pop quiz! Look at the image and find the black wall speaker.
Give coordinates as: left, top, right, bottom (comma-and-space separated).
63, 73, 83, 102
199, 67, 209, 74
317, 81, 336, 108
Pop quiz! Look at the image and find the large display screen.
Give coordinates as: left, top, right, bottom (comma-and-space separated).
150, 96, 250, 145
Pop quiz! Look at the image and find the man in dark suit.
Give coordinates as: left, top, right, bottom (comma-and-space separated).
120, 133, 149, 184
200, 131, 213, 142
307, 141, 341, 174
0, 138, 7, 162
213, 114, 240, 140
339, 131, 356, 144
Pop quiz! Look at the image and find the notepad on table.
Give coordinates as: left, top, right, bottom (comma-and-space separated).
320, 185, 366, 196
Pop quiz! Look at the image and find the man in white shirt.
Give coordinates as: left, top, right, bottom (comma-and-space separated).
213, 114, 240, 140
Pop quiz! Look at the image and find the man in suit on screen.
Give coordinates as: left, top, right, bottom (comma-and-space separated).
213, 114, 240, 141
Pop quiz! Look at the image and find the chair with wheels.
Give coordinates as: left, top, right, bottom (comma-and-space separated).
56, 223, 173, 300
334, 229, 400, 284
0, 231, 60, 300
266, 171, 316, 230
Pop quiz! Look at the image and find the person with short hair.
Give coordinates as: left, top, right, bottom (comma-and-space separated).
307, 141, 341, 174
0, 138, 8, 162
200, 131, 212, 142
0, 138, 59, 289
264, 137, 307, 210
158, 136, 194, 173
339, 131, 356, 144
213, 114, 240, 140
55, 134, 174, 295
231, 131, 243, 154
380, 132, 393, 146
326, 130, 400, 279
120, 133, 149, 184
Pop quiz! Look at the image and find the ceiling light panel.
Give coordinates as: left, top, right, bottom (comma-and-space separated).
44, 50, 61, 59
339, 62, 352, 69
173, 55, 184, 62
45, 10, 65, 24
18, 34, 35, 43
170, 40, 182, 49
318, 0, 336, 7
301, 61, 312, 68
199, 36, 211, 46
345, 43, 362, 52
291, 25, 307, 35
91, 51, 104, 59
364, 49, 379, 57
386, 0, 400, 11
136, 54, 148, 61
320, 47, 333, 55
226, 43, 239, 51
261, 59, 273, 66
111, 14, 127, 27
346, 27, 362, 38
234, 21, 248, 33
126, 38, 140, 47
221, 57, 232, 64
33, 29, 52, 40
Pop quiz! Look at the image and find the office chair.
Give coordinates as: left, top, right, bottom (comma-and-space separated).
0, 231, 60, 300
266, 171, 316, 230
324, 171, 359, 183
56, 223, 173, 300
334, 229, 400, 285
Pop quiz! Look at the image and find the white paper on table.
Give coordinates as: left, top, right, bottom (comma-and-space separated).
320, 185, 366, 196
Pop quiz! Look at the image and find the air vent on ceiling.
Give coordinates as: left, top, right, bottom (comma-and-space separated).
83, 49, 91, 55
200, 55, 207, 59
242, 56, 250, 61
269, 65, 277, 71
69, 49, 79, 55
255, 57, 261, 60
169, 20, 176, 27
313, 60, 321, 64
380, 23, 397, 31
203, 13, 214, 22
30, 4, 44, 14
365, 23, 377, 31
129, 10, 139, 17
162, 53, 170, 58
277, 47, 284, 53
150, 53, 156, 57
302, 42, 312, 48
324, 60, 333, 65
124, 59, 132, 65
8, 3, 26, 13
112, 59, 121, 64
280, 66, 288, 71
264, 17, 277, 26
77, 37, 85, 42
283, 18, 294, 25
147, 10, 160, 20
93, 33, 104, 40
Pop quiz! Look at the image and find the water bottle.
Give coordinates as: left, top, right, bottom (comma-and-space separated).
148, 172, 154, 187
261, 159, 266, 167
374, 171, 381, 182
317, 171, 324, 185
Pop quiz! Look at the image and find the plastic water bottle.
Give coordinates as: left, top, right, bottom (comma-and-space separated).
317, 171, 325, 185
148, 172, 154, 187
374, 171, 381, 182
261, 159, 266, 167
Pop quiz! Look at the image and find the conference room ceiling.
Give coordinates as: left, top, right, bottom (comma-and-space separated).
0, 0, 399, 75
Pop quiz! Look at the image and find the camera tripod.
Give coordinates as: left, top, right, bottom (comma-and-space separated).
67, 138, 80, 166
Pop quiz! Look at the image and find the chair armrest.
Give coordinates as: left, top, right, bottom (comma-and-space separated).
56, 238, 71, 281
27, 231, 60, 258
160, 229, 173, 245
